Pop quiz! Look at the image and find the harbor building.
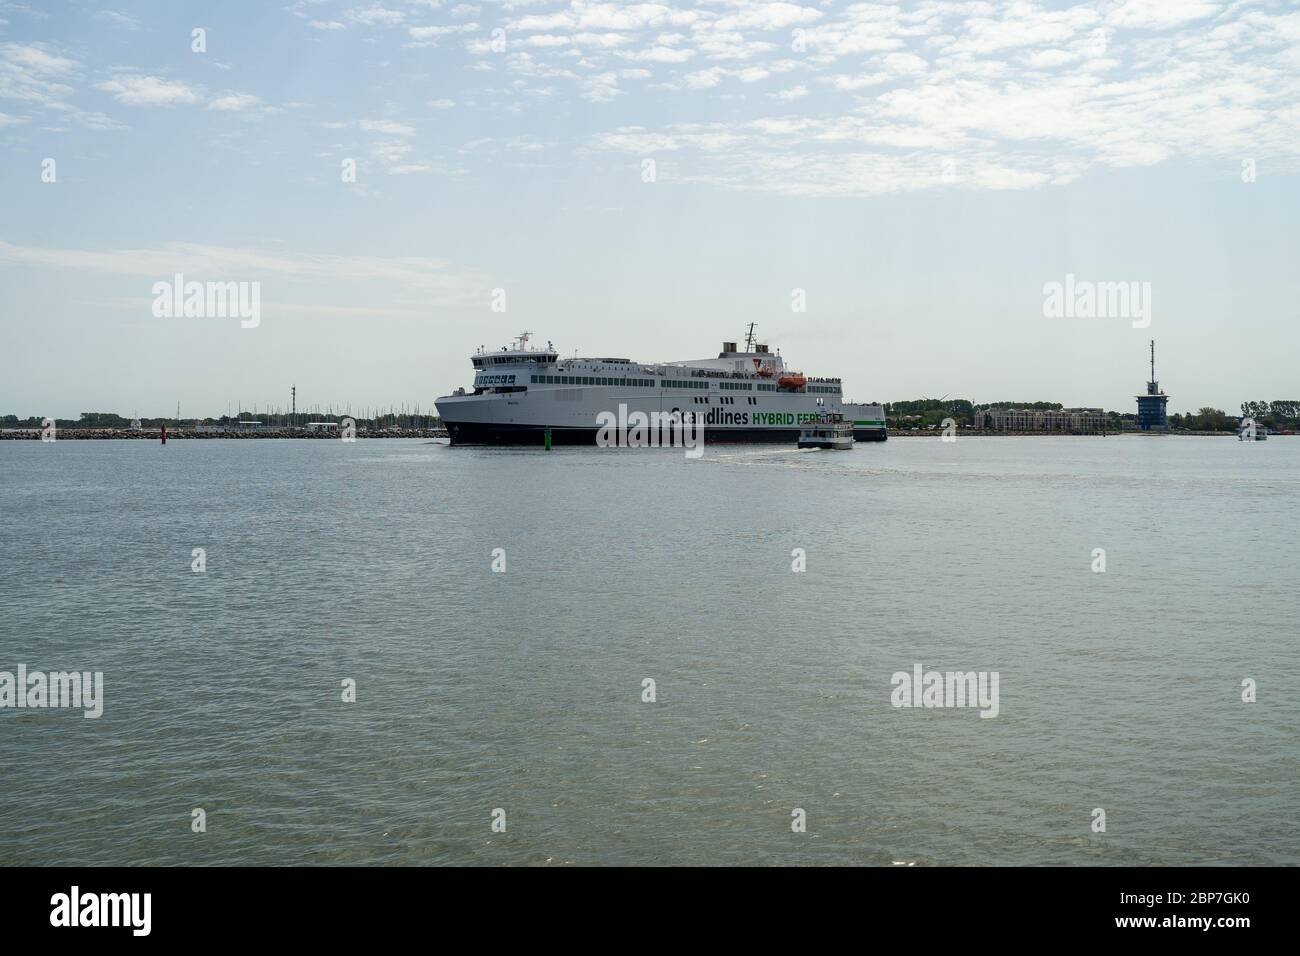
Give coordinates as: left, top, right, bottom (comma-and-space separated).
1135, 340, 1169, 431
973, 406, 1106, 433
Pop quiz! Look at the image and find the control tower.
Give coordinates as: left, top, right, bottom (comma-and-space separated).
1135, 340, 1169, 431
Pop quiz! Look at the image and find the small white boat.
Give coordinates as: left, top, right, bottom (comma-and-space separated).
797, 412, 855, 450
1238, 423, 1268, 441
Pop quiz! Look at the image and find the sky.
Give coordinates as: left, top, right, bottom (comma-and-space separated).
1, 0, 1298, 418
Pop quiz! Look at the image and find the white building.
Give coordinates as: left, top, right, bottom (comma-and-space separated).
974, 407, 1106, 433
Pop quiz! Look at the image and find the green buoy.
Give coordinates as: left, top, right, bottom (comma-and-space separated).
544, 426, 552, 451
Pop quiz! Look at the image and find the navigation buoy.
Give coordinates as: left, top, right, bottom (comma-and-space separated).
160, 424, 167, 445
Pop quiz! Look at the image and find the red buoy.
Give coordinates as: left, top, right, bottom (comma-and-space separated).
160, 424, 167, 445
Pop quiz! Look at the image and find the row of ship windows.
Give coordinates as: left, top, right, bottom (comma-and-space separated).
532, 374, 656, 387
527, 373, 841, 393
739, 382, 821, 393
720, 382, 841, 393
533, 375, 718, 388
476, 355, 556, 367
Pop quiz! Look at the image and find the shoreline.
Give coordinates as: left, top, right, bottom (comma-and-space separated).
886, 430, 1245, 437
0, 429, 447, 441
0, 429, 1257, 441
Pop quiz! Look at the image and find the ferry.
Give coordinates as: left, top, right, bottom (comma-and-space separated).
797, 412, 855, 450
435, 327, 887, 446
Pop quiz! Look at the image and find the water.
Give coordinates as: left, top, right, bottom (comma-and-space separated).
1, 436, 1296, 866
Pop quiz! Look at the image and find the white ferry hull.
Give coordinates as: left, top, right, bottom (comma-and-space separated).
438, 389, 855, 444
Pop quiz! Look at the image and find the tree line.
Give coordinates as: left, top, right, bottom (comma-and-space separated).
1239, 401, 1299, 427
882, 399, 1285, 432
1, 411, 444, 430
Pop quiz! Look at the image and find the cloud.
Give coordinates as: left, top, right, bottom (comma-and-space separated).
1106, 0, 1221, 30
344, 5, 407, 27
0, 42, 75, 74
943, 3, 1099, 56
769, 84, 809, 102
712, 3, 822, 32
0, 239, 488, 305
882, 52, 928, 76
508, 4, 702, 33
1025, 49, 1080, 69
408, 22, 479, 43
360, 118, 415, 135
208, 93, 262, 111
96, 74, 200, 107
589, 23, 1300, 199
825, 72, 889, 91
92, 10, 138, 30
683, 67, 723, 89
0, 42, 77, 107
508, 0, 1292, 198
20, 0, 1298, 207
73, 109, 126, 130
370, 139, 414, 163
617, 45, 694, 64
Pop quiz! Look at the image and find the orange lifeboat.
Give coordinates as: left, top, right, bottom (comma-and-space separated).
777, 373, 806, 391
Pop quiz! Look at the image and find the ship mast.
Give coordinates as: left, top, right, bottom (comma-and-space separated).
744, 322, 757, 352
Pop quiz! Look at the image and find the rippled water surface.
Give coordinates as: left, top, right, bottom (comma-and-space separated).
1, 436, 1297, 865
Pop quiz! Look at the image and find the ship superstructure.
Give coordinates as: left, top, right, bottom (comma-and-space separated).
435, 328, 886, 445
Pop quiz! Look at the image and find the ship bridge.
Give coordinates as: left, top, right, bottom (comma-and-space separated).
471, 332, 557, 369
